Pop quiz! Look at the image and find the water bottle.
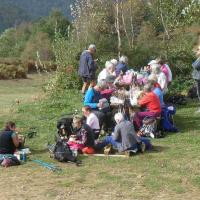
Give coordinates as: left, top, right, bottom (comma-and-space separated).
21, 152, 27, 162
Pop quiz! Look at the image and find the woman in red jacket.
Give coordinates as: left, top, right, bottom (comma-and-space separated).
134, 83, 161, 130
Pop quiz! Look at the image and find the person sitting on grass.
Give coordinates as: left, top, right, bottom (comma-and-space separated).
96, 113, 149, 154
115, 55, 129, 77
0, 121, 21, 155
97, 61, 115, 83
150, 63, 168, 94
84, 80, 112, 131
0, 121, 22, 167
68, 115, 95, 154
84, 80, 106, 110
133, 83, 161, 130
82, 106, 100, 139
148, 74, 165, 107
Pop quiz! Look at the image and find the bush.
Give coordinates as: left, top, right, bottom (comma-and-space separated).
23, 60, 57, 73
0, 63, 27, 79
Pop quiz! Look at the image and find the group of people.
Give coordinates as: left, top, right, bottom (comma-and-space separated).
1, 44, 200, 164
63, 44, 174, 155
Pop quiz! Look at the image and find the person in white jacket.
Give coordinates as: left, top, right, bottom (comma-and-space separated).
150, 63, 168, 94
97, 61, 115, 83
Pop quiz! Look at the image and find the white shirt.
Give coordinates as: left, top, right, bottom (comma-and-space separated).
86, 113, 100, 130
157, 72, 168, 94
164, 64, 172, 82
97, 68, 109, 82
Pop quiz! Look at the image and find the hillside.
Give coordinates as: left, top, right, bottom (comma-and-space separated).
0, 0, 74, 32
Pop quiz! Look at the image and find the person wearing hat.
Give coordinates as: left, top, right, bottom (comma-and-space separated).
68, 115, 95, 154
78, 44, 97, 95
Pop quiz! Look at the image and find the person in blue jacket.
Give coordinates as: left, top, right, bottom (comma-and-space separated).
84, 81, 106, 110
84, 81, 112, 131
79, 44, 97, 95
115, 55, 128, 77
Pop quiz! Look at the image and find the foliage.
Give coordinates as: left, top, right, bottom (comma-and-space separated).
0, 63, 27, 79
45, 30, 82, 95
168, 77, 194, 96
0, 0, 75, 33
69, 0, 200, 77
21, 32, 54, 61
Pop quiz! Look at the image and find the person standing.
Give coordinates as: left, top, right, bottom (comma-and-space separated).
192, 45, 200, 112
79, 44, 97, 95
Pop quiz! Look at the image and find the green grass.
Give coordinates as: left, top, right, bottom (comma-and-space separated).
1, 75, 200, 199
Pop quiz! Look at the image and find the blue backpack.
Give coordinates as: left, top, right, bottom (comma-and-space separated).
161, 105, 178, 132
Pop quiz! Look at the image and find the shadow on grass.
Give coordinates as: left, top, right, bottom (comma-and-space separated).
31, 148, 48, 155
151, 145, 170, 153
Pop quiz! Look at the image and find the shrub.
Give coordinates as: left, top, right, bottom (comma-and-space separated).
0, 63, 27, 79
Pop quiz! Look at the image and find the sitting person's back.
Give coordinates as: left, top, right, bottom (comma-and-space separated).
0, 121, 19, 154
113, 118, 138, 152
115, 56, 128, 77
138, 89, 161, 113
148, 75, 165, 107
96, 113, 140, 152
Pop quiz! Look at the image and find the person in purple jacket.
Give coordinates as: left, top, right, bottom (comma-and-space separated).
78, 44, 97, 95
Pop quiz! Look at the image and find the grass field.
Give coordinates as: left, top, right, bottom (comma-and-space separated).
0, 75, 200, 200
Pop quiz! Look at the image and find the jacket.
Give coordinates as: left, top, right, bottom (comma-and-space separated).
78, 50, 97, 79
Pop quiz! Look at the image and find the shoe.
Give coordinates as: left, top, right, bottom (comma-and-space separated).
125, 149, 138, 157
139, 142, 146, 153
149, 132, 155, 139
104, 144, 112, 155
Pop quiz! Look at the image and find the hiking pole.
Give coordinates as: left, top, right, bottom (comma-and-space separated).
32, 159, 62, 172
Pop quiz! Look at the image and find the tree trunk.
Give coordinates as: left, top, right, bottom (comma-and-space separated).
115, 0, 121, 58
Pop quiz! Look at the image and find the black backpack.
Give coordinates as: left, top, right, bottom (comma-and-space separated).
53, 140, 78, 164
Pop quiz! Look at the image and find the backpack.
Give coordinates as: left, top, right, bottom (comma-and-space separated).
139, 117, 157, 138
161, 106, 178, 132
57, 117, 74, 140
0, 156, 20, 167
188, 85, 197, 99
53, 140, 77, 163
